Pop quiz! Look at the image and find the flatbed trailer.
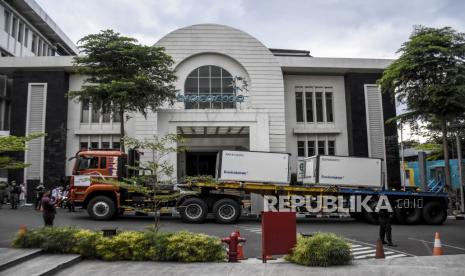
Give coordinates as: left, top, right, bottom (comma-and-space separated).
70, 150, 449, 225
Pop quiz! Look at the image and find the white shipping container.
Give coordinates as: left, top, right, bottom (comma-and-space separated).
217, 150, 290, 184
303, 155, 382, 188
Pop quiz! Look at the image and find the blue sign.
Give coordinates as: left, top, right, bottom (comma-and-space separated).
176, 94, 245, 103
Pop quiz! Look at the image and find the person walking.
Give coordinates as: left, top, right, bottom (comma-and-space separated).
35, 183, 45, 210
41, 191, 56, 226
378, 207, 397, 247
19, 183, 26, 206
8, 181, 20, 209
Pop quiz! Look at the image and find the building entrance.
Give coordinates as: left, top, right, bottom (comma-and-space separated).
185, 152, 218, 177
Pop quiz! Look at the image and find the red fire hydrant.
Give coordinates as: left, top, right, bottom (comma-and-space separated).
222, 231, 246, 262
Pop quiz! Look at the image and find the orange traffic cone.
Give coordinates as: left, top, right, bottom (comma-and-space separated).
375, 239, 385, 259
433, 232, 443, 256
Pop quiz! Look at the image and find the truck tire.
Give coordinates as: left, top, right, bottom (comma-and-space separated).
87, 196, 116, 220
212, 198, 241, 224
179, 197, 208, 223
422, 201, 447, 225
395, 206, 422, 224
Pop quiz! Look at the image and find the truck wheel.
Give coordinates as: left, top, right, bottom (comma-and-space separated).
395, 206, 422, 224
213, 198, 241, 224
179, 198, 208, 223
422, 201, 447, 225
87, 196, 116, 220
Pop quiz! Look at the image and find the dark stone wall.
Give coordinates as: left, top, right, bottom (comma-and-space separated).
344, 73, 401, 189
9, 70, 69, 202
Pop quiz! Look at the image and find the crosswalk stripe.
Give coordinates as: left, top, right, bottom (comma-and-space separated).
352, 249, 376, 255
354, 253, 375, 259
351, 246, 371, 251
385, 254, 407, 259
350, 244, 363, 248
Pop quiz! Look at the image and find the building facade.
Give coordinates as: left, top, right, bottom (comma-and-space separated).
0, 0, 76, 188
0, 24, 401, 201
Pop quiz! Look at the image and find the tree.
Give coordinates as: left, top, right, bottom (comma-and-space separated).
0, 133, 45, 170
123, 134, 186, 231
379, 26, 465, 189
69, 30, 177, 152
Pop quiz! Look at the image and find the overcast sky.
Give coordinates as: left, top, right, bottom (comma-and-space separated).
36, 0, 465, 59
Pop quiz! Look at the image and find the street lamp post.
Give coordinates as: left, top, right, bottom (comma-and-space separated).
457, 134, 464, 213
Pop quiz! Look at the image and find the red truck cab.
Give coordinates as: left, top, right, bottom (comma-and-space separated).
69, 150, 127, 219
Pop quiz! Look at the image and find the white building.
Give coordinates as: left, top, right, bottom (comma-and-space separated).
65, 24, 400, 184
0, 24, 402, 200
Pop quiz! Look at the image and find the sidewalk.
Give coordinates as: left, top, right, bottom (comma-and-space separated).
53, 254, 465, 276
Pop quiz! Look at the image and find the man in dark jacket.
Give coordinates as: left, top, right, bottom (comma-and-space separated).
378, 207, 397, 247
8, 181, 20, 209
41, 191, 56, 226
35, 183, 45, 210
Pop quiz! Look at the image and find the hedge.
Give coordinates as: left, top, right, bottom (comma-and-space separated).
286, 232, 352, 266
12, 227, 225, 262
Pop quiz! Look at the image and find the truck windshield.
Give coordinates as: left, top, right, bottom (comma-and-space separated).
77, 156, 100, 171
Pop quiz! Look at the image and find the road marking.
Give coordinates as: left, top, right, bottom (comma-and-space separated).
351, 246, 372, 251
352, 249, 376, 255
386, 254, 407, 259
346, 238, 415, 257
408, 237, 465, 252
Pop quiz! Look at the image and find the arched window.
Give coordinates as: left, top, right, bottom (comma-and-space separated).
184, 65, 235, 109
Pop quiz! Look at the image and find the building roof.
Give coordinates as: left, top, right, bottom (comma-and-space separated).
277, 56, 394, 74
5, 0, 78, 55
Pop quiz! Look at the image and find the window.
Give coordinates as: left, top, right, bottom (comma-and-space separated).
318, 141, 325, 155
100, 157, 107, 169
78, 135, 121, 150
31, 35, 37, 54
297, 141, 305, 157
102, 110, 111, 123
295, 86, 333, 123
315, 88, 324, 122
42, 43, 47, 56
11, 17, 17, 38
305, 87, 314, 122
295, 87, 304, 122
4, 11, 11, 33
24, 28, 29, 47
37, 39, 42, 56
91, 104, 100, 123
325, 90, 334, 122
328, 140, 335, 155
80, 99, 90, 123
307, 141, 315, 157
77, 156, 99, 170
184, 65, 235, 109
18, 22, 23, 43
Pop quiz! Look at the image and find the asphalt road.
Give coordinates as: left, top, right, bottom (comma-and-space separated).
1, 206, 465, 258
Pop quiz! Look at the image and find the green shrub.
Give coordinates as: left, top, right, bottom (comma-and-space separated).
165, 231, 226, 262
12, 227, 79, 254
286, 232, 352, 267
73, 229, 102, 259
13, 227, 225, 262
96, 231, 148, 261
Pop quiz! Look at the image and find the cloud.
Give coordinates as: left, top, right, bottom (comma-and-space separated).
36, 0, 465, 58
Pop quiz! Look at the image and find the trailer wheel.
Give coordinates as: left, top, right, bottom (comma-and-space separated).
422, 201, 447, 225
395, 206, 422, 224
179, 198, 208, 223
213, 198, 241, 224
87, 196, 116, 220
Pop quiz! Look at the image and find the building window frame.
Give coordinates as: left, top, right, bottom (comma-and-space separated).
295, 86, 335, 124
297, 135, 337, 157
